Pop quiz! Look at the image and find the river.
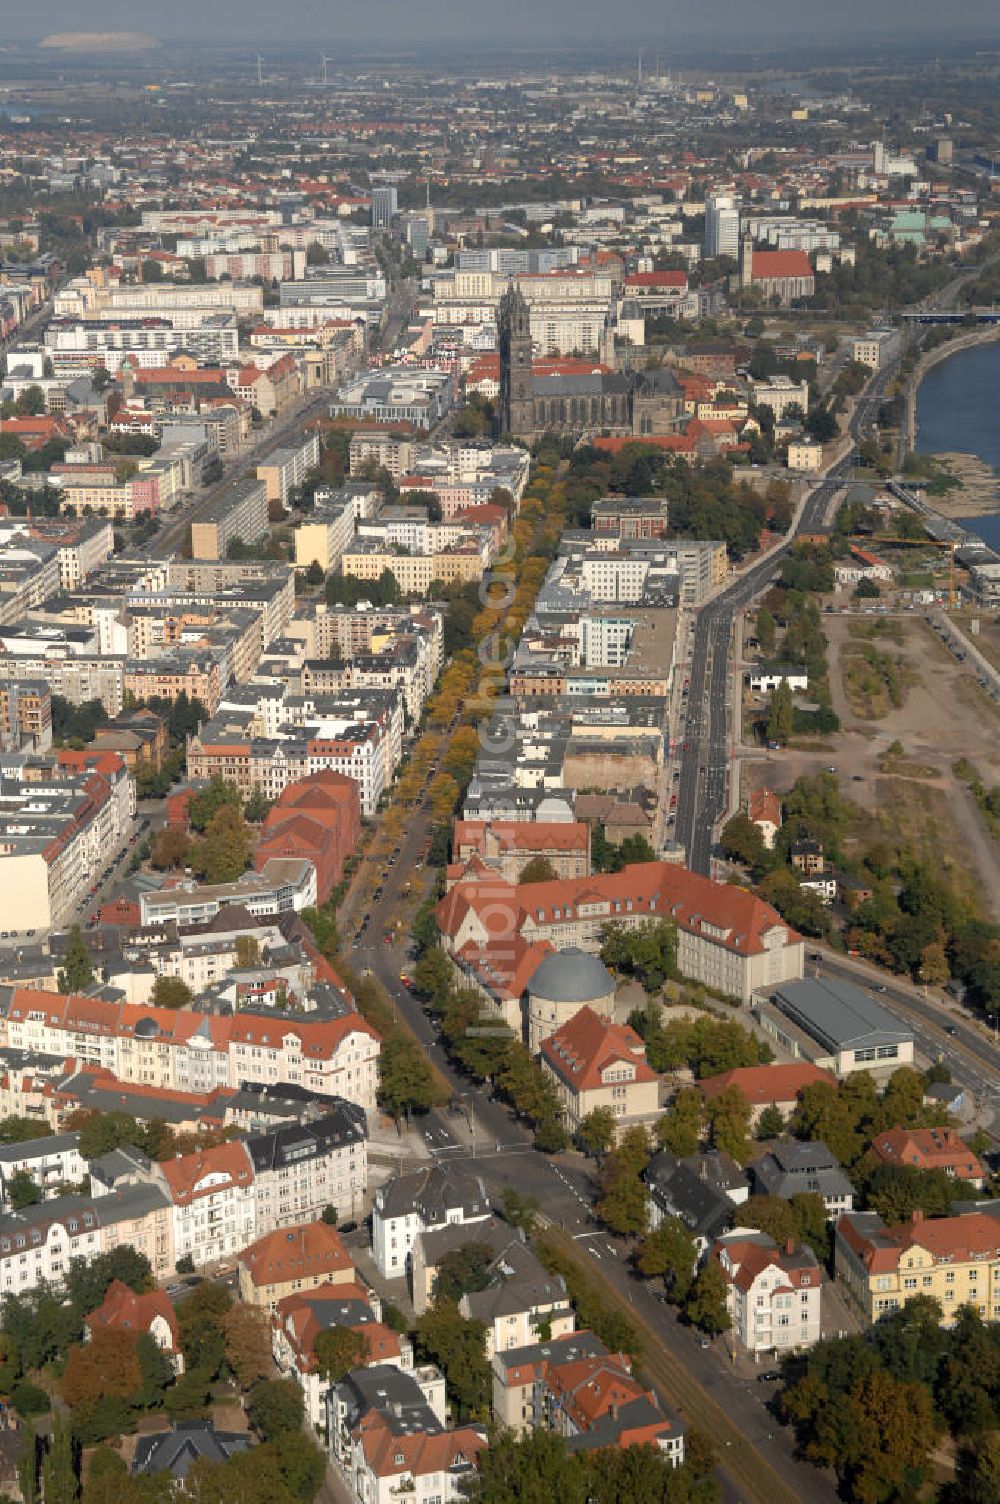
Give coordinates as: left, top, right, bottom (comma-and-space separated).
916, 339, 1000, 549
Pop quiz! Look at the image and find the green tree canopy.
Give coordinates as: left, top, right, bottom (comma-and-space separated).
58, 926, 95, 994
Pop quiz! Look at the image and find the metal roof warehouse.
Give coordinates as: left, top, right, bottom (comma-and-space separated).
752, 977, 915, 1077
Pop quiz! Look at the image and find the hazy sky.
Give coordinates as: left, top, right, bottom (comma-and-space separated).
7, 0, 1000, 47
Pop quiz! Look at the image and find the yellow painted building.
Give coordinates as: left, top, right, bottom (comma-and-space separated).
836, 1207, 1000, 1325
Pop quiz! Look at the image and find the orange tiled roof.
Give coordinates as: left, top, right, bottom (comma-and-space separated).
437, 859, 798, 961
86, 1278, 180, 1352
700, 1062, 833, 1106
240, 1221, 353, 1289
158, 1141, 253, 1202
750, 249, 814, 281
540, 1006, 659, 1092
869, 1126, 985, 1182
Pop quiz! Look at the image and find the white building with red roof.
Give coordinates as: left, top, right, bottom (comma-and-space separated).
156, 1141, 256, 1268
351, 1409, 486, 1504
0, 989, 381, 1112
747, 788, 782, 850
86, 1278, 183, 1373
271, 1280, 413, 1430
539, 1005, 660, 1135
712, 1230, 825, 1355
699, 1062, 834, 1128
436, 860, 803, 1005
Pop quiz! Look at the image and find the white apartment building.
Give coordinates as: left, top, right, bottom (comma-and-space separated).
748, 376, 810, 420
0, 1184, 174, 1296
713, 1231, 824, 1357
371, 1167, 491, 1279
705, 196, 741, 259
0, 752, 135, 932
248, 1107, 368, 1228
43, 317, 240, 377
852, 330, 901, 370
787, 439, 823, 472
54, 279, 265, 322
0, 1132, 87, 1206
159, 1142, 257, 1268
0, 992, 382, 1113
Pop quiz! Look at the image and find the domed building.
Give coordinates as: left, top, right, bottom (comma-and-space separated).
526, 946, 616, 1052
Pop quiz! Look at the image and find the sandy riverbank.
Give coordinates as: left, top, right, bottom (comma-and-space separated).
922, 451, 1000, 517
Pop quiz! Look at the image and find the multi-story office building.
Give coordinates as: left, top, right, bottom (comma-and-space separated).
371, 185, 399, 228
704, 196, 741, 259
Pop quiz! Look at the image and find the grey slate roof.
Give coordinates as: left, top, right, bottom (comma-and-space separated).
132, 1422, 253, 1478
644, 1149, 742, 1242
245, 1102, 366, 1173
751, 1139, 854, 1205
334, 1364, 442, 1438
492, 1328, 607, 1376
527, 947, 613, 1004
376, 1165, 488, 1224
462, 1238, 568, 1324
0, 1131, 80, 1166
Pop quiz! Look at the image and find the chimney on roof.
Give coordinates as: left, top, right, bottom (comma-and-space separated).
785, 1238, 795, 1256
912, 1209, 923, 1223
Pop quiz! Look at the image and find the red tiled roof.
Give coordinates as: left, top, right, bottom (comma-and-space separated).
714, 1235, 822, 1294
868, 1126, 985, 1182
839, 1207, 1000, 1275
540, 1006, 659, 1093
240, 1221, 353, 1289
748, 789, 782, 828
624, 271, 688, 288
453, 820, 590, 855
86, 1279, 180, 1352
356, 1411, 486, 1481
454, 933, 555, 1003
437, 860, 799, 961
750, 250, 814, 281
591, 434, 696, 455
700, 1062, 834, 1106
158, 1141, 253, 1203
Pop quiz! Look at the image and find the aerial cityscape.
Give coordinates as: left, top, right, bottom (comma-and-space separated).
0, 10, 997, 1503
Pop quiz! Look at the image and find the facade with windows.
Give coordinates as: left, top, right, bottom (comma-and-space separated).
0, 1183, 174, 1295
753, 977, 914, 1077
713, 1231, 824, 1356
836, 1206, 1000, 1326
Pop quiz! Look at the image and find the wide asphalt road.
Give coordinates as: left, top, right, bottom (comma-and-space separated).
674, 366, 898, 876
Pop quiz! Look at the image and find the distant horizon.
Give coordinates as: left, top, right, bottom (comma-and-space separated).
6, 0, 1000, 52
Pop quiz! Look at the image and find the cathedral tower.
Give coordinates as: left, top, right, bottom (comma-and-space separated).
498, 283, 533, 439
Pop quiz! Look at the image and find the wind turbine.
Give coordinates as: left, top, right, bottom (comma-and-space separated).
320, 53, 331, 86
255, 54, 264, 87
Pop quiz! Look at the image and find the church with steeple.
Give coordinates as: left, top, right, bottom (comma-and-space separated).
497, 283, 682, 444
